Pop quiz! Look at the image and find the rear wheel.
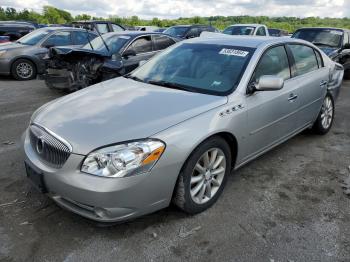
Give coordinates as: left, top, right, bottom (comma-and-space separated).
312, 94, 334, 135
344, 69, 350, 80
11, 59, 36, 80
173, 136, 232, 214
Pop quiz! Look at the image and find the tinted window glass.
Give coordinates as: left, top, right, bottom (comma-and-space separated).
252, 46, 290, 83
83, 34, 129, 53
17, 28, 53, 45
343, 32, 349, 45
44, 31, 71, 46
112, 24, 123, 32
256, 27, 266, 36
163, 26, 189, 38
153, 35, 175, 51
292, 29, 342, 48
130, 36, 152, 54
288, 44, 318, 76
131, 43, 254, 95
73, 31, 89, 45
315, 50, 324, 68
223, 26, 255, 35
186, 28, 200, 38
96, 23, 109, 34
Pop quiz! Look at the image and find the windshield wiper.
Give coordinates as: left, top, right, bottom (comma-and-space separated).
124, 75, 144, 83
312, 42, 335, 48
147, 80, 193, 92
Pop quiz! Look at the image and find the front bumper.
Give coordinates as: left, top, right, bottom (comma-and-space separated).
23, 130, 173, 222
0, 58, 11, 75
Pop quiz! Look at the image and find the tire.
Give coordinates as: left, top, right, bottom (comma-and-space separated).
344, 69, 350, 80
11, 59, 36, 80
312, 94, 335, 135
173, 136, 232, 214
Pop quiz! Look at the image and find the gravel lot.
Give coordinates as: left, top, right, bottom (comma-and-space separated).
0, 78, 349, 262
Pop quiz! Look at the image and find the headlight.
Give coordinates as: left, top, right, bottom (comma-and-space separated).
0, 50, 7, 57
81, 140, 165, 178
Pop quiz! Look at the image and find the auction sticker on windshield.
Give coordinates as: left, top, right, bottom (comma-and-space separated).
219, 48, 249, 57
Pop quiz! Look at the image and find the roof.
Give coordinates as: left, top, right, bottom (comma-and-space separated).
295, 27, 349, 32
37, 27, 98, 32
192, 32, 308, 48
227, 24, 267, 27
102, 31, 170, 37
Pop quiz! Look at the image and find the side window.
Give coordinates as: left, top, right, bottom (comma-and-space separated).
43, 31, 71, 46
112, 24, 123, 32
314, 50, 324, 68
252, 45, 290, 83
95, 23, 109, 34
256, 27, 266, 36
72, 31, 90, 45
288, 44, 319, 76
153, 35, 176, 51
186, 28, 199, 38
129, 36, 152, 54
343, 32, 349, 46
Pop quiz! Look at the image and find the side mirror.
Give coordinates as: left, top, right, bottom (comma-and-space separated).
343, 43, 350, 49
139, 60, 147, 66
122, 49, 136, 58
250, 75, 284, 93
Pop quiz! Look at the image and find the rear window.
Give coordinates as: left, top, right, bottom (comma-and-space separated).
153, 35, 175, 51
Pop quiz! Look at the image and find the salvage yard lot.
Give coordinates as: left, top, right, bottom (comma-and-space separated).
0, 78, 350, 261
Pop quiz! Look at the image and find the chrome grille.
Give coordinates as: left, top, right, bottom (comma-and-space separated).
29, 124, 71, 168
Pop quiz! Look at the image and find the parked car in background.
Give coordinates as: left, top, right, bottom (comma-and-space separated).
0, 36, 10, 43
292, 27, 350, 78
164, 25, 218, 39
154, 28, 167, 33
0, 21, 36, 41
24, 34, 343, 223
72, 21, 125, 34
0, 27, 97, 80
223, 24, 270, 36
268, 28, 289, 37
135, 26, 159, 32
42, 32, 179, 91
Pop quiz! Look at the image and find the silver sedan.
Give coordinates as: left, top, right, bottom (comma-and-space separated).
23, 34, 344, 222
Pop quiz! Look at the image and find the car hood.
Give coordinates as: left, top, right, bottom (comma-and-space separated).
33, 77, 227, 154
318, 46, 339, 58
0, 42, 32, 51
49, 46, 110, 59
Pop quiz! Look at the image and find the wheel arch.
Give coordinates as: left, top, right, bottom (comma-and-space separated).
10, 56, 38, 74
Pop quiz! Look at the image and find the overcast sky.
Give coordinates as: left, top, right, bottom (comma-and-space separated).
2, 0, 350, 19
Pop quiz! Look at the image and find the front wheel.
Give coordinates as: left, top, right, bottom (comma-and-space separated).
11, 59, 36, 80
173, 136, 232, 214
312, 94, 335, 135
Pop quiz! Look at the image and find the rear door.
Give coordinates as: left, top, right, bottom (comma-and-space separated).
286, 44, 328, 127
242, 45, 302, 160
122, 35, 155, 73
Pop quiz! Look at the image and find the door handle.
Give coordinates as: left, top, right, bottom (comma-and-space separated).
288, 93, 298, 101
320, 80, 328, 87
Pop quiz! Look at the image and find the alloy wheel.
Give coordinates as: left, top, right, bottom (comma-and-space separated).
320, 96, 333, 130
190, 148, 226, 204
16, 62, 33, 79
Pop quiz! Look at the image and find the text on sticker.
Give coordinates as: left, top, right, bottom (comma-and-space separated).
219, 49, 249, 57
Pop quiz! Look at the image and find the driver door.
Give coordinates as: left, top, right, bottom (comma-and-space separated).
241, 45, 302, 161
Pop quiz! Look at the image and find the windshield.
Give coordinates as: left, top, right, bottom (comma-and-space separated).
83, 34, 130, 53
129, 43, 254, 96
223, 26, 255, 35
292, 29, 343, 48
164, 26, 189, 37
17, 28, 53, 45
